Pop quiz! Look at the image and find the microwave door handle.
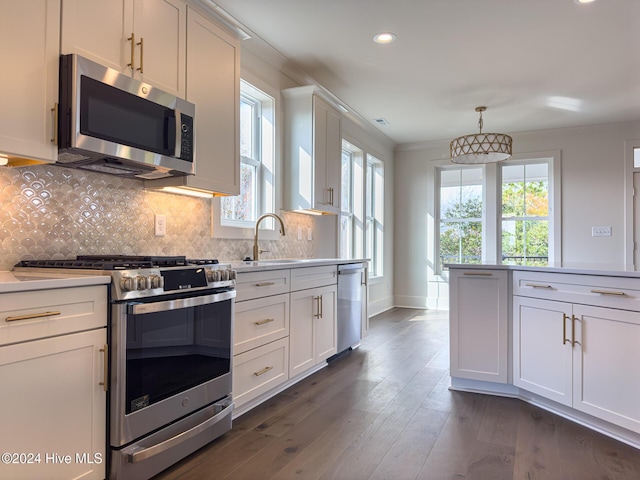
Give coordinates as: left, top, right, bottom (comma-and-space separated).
174, 108, 182, 158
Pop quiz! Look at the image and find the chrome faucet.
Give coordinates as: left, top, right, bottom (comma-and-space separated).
253, 213, 286, 260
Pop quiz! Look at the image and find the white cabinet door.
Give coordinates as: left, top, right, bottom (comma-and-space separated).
0, 0, 59, 163
290, 285, 337, 377
132, 0, 186, 96
315, 285, 337, 362
283, 86, 341, 214
0, 328, 107, 480
449, 269, 509, 383
60, 0, 131, 72
573, 305, 640, 433
61, 0, 186, 96
513, 296, 573, 406
289, 289, 316, 377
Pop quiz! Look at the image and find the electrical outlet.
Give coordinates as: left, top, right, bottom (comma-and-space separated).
307, 228, 313, 241
297, 226, 303, 240
592, 226, 611, 237
155, 214, 166, 236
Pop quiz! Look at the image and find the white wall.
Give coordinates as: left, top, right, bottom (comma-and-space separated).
394, 121, 640, 310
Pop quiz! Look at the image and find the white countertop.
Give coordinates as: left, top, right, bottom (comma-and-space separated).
0, 271, 111, 294
445, 263, 640, 279
228, 258, 369, 273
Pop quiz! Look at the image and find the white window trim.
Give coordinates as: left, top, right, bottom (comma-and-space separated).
367, 155, 384, 279
212, 74, 280, 241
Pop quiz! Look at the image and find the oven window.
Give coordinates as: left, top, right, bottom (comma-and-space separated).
125, 298, 232, 414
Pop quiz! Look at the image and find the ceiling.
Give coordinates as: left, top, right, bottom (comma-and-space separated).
212, 0, 640, 146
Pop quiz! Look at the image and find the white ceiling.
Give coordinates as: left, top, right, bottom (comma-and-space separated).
212, 0, 640, 146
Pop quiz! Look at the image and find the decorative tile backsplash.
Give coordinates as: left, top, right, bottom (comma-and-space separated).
0, 165, 314, 271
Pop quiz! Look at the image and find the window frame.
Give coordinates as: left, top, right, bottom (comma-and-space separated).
213, 76, 278, 240
366, 154, 384, 279
430, 150, 561, 277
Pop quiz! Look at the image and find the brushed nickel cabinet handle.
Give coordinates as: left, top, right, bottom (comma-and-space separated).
254, 318, 274, 326
5, 311, 61, 322
253, 366, 273, 377
255, 282, 275, 287
525, 283, 553, 289
463, 272, 492, 276
319, 295, 323, 318
571, 315, 578, 347
99, 345, 108, 392
590, 289, 626, 296
313, 296, 321, 318
137, 37, 144, 73
128, 33, 135, 71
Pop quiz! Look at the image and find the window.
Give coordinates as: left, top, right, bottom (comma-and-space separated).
438, 167, 484, 269
340, 142, 382, 278
501, 162, 549, 265
433, 151, 560, 273
221, 81, 275, 228
366, 155, 384, 277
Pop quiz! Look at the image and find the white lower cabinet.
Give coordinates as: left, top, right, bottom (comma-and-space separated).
0, 328, 107, 480
233, 271, 290, 409
513, 297, 573, 405
449, 269, 509, 383
289, 284, 337, 378
513, 271, 640, 434
233, 337, 289, 408
233, 265, 339, 411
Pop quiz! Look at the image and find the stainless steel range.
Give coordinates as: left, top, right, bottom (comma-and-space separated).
14, 255, 236, 480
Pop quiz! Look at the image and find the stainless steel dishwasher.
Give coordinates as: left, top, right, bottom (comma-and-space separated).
336, 263, 366, 354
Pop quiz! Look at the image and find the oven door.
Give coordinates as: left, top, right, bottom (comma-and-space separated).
110, 289, 235, 447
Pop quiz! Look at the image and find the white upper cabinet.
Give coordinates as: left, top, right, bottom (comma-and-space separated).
145, 6, 240, 195
61, 0, 186, 97
0, 0, 60, 163
283, 86, 342, 214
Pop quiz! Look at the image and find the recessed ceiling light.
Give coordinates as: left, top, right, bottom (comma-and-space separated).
573, 0, 596, 4
373, 32, 396, 44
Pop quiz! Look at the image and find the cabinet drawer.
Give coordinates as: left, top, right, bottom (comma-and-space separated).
513, 271, 640, 311
235, 270, 290, 302
233, 337, 289, 408
290, 265, 337, 292
234, 294, 289, 355
0, 285, 108, 346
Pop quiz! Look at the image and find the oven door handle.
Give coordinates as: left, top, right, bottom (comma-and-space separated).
128, 290, 236, 315
126, 400, 234, 463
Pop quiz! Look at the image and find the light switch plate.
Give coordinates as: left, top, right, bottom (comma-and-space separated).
592, 226, 611, 237
307, 228, 313, 241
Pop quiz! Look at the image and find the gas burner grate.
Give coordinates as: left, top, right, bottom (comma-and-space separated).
77, 255, 188, 268
187, 259, 219, 265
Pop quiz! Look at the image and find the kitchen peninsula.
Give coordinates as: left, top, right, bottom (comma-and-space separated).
448, 263, 640, 451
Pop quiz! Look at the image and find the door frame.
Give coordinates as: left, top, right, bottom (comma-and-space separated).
624, 139, 640, 270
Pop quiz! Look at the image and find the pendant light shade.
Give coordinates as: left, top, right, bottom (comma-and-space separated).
450, 107, 512, 164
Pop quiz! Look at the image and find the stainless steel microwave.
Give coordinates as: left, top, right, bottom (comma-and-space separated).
57, 54, 195, 179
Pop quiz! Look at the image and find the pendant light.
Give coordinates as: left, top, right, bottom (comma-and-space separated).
450, 106, 512, 164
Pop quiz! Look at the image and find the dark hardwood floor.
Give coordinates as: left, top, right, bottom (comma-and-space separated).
155, 308, 640, 480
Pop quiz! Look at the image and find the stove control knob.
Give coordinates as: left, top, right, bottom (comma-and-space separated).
136, 275, 149, 290
205, 269, 215, 283
228, 270, 237, 281
213, 270, 222, 282
149, 274, 163, 289
121, 276, 136, 292
220, 269, 229, 281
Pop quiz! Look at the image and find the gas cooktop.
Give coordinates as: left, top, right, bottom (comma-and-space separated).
15, 255, 220, 270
